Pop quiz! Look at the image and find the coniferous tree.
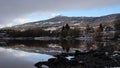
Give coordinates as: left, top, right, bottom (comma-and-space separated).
99, 24, 104, 32
65, 24, 70, 30
60, 24, 70, 38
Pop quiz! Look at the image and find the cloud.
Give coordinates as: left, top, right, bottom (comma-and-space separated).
50, 13, 61, 18
0, 0, 120, 27
13, 18, 35, 24
0, 18, 36, 27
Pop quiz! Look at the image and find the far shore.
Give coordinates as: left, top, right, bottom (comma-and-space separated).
0, 36, 118, 41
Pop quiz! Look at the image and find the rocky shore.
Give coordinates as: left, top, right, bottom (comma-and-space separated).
34, 47, 120, 68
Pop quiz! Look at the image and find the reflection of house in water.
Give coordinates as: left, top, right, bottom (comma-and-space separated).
76, 40, 99, 52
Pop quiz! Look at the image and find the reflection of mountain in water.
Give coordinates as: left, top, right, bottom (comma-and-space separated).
34, 41, 120, 68
0, 40, 120, 68
0, 40, 119, 55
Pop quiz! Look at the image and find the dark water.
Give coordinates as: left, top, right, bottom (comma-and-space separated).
0, 40, 119, 68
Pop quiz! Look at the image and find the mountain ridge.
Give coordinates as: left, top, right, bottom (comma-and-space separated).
14, 13, 120, 28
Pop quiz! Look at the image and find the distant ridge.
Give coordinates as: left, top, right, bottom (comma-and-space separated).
13, 13, 120, 28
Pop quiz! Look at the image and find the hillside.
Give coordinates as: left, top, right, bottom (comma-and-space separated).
14, 13, 120, 28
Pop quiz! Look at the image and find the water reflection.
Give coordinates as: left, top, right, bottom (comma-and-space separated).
0, 40, 120, 55
0, 40, 120, 68
0, 47, 54, 68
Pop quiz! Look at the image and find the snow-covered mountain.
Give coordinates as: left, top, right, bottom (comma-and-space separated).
13, 13, 120, 28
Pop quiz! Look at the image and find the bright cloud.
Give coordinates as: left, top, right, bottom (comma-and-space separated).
13, 18, 34, 24
2, 18, 36, 27
51, 13, 61, 18
0, 0, 120, 27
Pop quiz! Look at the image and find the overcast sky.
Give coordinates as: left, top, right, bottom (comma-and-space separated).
0, 0, 120, 27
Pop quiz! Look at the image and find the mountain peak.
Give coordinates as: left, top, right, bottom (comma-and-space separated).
13, 13, 120, 28
47, 15, 68, 22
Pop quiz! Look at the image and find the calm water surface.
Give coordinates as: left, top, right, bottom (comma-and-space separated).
0, 40, 119, 68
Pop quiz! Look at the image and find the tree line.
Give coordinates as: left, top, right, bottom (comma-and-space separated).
0, 20, 119, 39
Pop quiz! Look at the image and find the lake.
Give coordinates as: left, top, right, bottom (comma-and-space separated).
0, 40, 120, 68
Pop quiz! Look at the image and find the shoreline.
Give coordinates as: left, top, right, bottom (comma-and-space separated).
0, 36, 118, 41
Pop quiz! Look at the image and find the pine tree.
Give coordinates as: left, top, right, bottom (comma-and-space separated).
99, 24, 103, 32
65, 24, 70, 30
